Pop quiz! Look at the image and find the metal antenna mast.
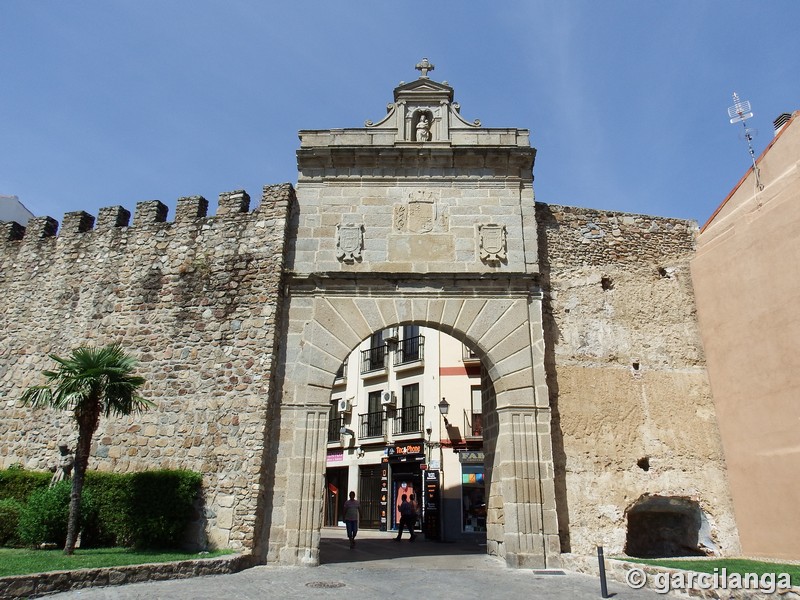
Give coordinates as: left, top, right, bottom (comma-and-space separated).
728, 92, 764, 191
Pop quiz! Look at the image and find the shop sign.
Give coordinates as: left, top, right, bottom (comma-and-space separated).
386, 444, 424, 457
458, 450, 484, 464
379, 456, 389, 531
327, 450, 344, 462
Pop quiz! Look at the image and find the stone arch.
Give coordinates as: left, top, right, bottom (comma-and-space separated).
259, 288, 560, 569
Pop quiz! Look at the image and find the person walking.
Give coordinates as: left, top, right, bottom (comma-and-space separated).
394, 493, 417, 541
343, 491, 361, 548
409, 493, 420, 531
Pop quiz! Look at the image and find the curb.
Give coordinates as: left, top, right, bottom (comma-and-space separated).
560, 554, 800, 599
0, 553, 257, 599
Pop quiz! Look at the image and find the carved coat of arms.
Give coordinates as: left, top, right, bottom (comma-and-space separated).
336, 223, 364, 262
478, 223, 507, 262
394, 190, 448, 233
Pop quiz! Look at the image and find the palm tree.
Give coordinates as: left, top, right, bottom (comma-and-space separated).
21, 343, 152, 554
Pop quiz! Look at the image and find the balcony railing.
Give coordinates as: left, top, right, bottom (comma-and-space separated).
328, 415, 345, 442
360, 345, 387, 374
394, 335, 425, 366
359, 410, 388, 438
334, 361, 347, 382
392, 404, 425, 435
464, 409, 483, 438
462, 344, 480, 363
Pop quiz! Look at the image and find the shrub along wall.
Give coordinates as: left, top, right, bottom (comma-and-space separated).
0, 468, 203, 549
0, 468, 51, 503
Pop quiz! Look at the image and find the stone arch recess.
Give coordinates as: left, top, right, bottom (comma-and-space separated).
258, 285, 561, 569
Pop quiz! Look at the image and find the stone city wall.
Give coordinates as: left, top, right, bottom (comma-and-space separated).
536, 203, 740, 556
0, 184, 295, 553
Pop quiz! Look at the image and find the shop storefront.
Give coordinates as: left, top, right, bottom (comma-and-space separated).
459, 451, 486, 533
379, 443, 425, 532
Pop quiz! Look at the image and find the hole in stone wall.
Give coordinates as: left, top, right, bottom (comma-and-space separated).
632, 362, 640, 371
601, 276, 614, 291
625, 495, 708, 558
637, 456, 650, 471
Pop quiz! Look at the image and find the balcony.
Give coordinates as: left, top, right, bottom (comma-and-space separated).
392, 405, 425, 436
328, 415, 345, 443
462, 344, 480, 364
360, 345, 387, 377
333, 362, 347, 386
358, 410, 388, 440
465, 410, 483, 438
393, 335, 425, 369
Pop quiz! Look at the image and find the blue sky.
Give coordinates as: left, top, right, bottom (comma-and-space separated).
1, 2, 798, 226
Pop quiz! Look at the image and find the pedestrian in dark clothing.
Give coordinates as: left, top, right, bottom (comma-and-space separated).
343, 491, 361, 548
394, 493, 417, 541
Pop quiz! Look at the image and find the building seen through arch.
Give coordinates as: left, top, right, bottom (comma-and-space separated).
324, 326, 486, 541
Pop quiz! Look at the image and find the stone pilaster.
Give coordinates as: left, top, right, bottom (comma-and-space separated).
491, 402, 559, 568
266, 401, 329, 566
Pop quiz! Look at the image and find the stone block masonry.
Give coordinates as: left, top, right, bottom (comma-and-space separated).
0, 184, 295, 554
536, 203, 740, 557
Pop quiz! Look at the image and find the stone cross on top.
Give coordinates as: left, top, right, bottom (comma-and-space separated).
415, 57, 435, 78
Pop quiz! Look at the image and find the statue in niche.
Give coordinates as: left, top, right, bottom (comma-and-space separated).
415, 114, 431, 142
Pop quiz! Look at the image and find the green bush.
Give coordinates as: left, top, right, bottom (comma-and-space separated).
0, 498, 23, 546
0, 468, 51, 503
82, 470, 202, 549
17, 481, 71, 547
1, 468, 202, 549
82, 472, 132, 547
125, 470, 203, 549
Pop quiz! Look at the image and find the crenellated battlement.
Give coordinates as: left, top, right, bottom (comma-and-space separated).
0, 184, 294, 247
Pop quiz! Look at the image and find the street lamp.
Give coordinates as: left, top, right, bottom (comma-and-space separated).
438, 397, 450, 427
437, 397, 449, 542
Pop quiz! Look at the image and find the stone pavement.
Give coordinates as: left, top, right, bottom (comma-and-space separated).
48, 528, 665, 599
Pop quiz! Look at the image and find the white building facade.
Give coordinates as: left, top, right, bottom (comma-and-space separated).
325, 326, 486, 542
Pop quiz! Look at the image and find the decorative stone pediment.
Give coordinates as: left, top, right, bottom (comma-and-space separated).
299, 58, 531, 154
364, 58, 480, 144
393, 78, 455, 99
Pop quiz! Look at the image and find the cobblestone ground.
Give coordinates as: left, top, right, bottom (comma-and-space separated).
49, 529, 666, 599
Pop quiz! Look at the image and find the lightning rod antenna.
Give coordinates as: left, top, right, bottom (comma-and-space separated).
728, 92, 764, 191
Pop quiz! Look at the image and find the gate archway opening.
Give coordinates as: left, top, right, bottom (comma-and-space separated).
256, 289, 560, 570
321, 325, 491, 549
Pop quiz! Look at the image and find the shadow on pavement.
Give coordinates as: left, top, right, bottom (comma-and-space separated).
319, 527, 488, 566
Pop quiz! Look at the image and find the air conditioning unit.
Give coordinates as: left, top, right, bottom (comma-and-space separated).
338, 398, 352, 413
384, 327, 399, 342
380, 391, 396, 406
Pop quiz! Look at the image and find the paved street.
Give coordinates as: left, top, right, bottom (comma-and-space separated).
50, 528, 666, 599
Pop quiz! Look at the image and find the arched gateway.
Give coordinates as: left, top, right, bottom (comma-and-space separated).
258, 61, 560, 568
